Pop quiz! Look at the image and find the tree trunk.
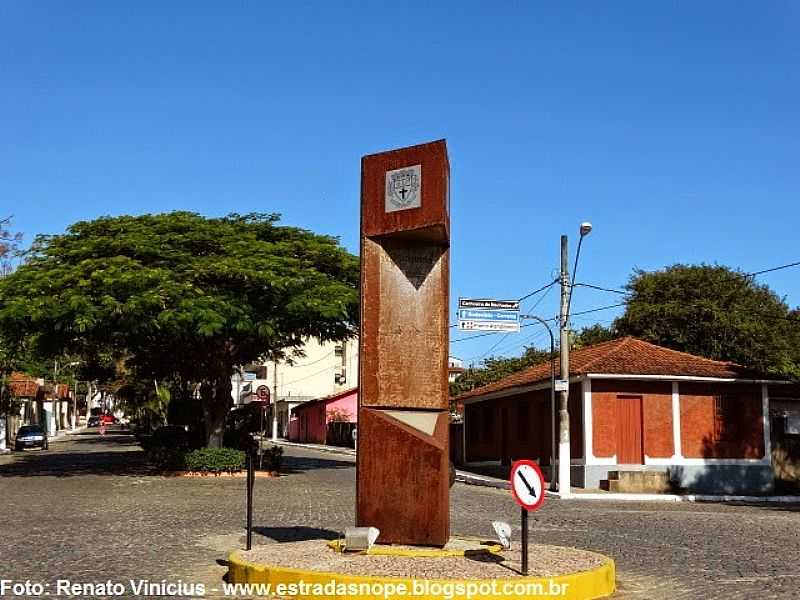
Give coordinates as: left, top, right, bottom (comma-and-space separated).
200, 376, 233, 448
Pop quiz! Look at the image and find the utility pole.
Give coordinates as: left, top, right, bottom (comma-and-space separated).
558, 234, 571, 497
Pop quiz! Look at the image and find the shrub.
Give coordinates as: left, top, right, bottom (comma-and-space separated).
184, 447, 246, 473
148, 447, 187, 471
260, 445, 283, 472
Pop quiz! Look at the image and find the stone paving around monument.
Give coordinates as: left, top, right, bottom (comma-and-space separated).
2, 427, 800, 599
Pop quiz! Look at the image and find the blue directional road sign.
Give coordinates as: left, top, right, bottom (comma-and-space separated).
457, 298, 521, 332
458, 309, 519, 322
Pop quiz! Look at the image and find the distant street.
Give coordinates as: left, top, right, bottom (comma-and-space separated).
2, 429, 800, 598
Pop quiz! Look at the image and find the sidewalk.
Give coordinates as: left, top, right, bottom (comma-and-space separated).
271, 439, 543, 493
273, 439, 800, 504
49, 424, 89, 442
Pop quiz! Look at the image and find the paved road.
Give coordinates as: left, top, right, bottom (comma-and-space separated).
1, 428, 799, 598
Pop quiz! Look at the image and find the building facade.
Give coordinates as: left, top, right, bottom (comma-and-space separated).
288, 388, 357, 445
458, 337, 798, 493
230, 336, 358, 438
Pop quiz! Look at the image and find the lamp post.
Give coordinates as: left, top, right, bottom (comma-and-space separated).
519, 314, 557, 492
557, 222, 592, 498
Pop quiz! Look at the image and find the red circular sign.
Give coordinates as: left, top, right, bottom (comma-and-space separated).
509, 459, 546, 511
256, 385, 270, 401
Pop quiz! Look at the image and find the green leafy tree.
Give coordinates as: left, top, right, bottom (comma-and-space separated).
615, 264, 800, 378
0, 212, 359, 445
572, 323, 617, 348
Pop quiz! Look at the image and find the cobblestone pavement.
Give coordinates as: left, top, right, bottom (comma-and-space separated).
2, 428, 799, 598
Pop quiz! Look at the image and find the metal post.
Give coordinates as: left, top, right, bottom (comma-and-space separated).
72, 380, 77, 430
246, 447, 254, 550
0, 373, 7, 452
558, 235, 571, 497
272, 361, 279, 441
520, 314, 557, 492
521, 507, 529, 575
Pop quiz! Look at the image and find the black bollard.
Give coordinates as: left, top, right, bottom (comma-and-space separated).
246, 447, 254, 550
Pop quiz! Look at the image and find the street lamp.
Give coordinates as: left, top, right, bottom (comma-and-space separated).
519, 314, 557, 492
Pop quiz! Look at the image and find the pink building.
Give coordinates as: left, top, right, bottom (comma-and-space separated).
288, 387, 357, 445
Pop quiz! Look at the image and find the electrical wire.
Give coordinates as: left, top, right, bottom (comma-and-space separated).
746, 260, 800, 278
518, 278, 559, 302
573, 282, 629, 295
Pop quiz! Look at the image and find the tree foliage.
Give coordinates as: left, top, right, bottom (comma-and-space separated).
572, 323, 617, 348
0, 212, 359, 445
615, 264, 800, 378
449, 346, 553, 398
0, 215, 22, 277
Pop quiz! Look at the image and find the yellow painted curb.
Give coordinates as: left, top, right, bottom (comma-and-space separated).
325, 538, 504, 557
227, 549, 615, 600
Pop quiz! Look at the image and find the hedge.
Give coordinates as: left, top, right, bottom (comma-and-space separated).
184, 447, 246, 473
147, 444, 283, 473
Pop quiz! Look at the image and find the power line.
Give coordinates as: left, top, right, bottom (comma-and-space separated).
573, 282, 628, 295
518, 278, 559, 302
746, 260, 800, 278
570, 303, 627, 317
478, 285, 557, 360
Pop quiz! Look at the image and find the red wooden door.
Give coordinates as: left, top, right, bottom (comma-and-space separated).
616, 395, 644, 464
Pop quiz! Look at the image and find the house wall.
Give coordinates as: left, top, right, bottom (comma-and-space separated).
463, 386, 582, 465
679, 382, 763, 459
325, 391, 358, 423
289, 390, 358, 445
292, 403, 327, 445
591, 380, 674, 460
463, 376, 774, 493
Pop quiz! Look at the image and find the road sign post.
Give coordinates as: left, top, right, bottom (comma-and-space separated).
245, 445, 255, 550
509, 459, 546, 576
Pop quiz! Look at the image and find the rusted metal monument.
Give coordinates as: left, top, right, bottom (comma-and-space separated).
357, 140, 451, 547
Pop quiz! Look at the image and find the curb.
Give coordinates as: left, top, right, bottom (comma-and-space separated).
455, 471, 509, 489
268, 443, 800, 504
228, 549, 616, 600
272, 440, 355, 457
566, 492, 800, 504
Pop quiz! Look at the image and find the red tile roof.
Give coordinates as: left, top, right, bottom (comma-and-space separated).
455, 337, 775, 401
8, 373, 41, 398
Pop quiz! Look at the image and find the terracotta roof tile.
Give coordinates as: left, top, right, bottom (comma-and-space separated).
454, 337, 776, 401
8, 373, 41, 398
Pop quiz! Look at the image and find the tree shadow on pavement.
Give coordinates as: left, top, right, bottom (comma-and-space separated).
0, 448, 153, 477
280, 454, 354, 474
253, 526, 340, 542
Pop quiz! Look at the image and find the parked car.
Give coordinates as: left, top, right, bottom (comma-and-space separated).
87, 416, 101, 427
99, 414, 117, 425
14, 425, 48, 451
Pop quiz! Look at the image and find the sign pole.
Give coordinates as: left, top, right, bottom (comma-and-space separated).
509, 459, 545, 576
521, 507, 529, 576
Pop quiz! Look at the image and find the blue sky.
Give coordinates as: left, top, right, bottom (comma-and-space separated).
2, 2, 798, 365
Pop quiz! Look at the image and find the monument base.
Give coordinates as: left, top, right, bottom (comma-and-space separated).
357, 408, 450, 546
227, 538, 616, 600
